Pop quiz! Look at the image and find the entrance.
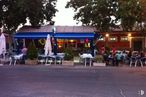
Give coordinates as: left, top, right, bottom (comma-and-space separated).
132, 39, 143, 51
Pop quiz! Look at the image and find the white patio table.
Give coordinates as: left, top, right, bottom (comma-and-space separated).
80, 53, 94, 67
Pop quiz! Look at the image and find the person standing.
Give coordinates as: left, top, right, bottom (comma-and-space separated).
100, 45, 105, 55
112, 45, 116, 56
100, 45, 108, 63
115, 52, 122, 66
21, 46, 27, 64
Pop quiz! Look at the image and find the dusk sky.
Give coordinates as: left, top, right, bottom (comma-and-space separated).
53, 0, 81, 26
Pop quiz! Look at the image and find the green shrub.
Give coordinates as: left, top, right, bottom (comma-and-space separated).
64, 48, 74, 60
94, 55, 103, 63
27, 41, 38, 60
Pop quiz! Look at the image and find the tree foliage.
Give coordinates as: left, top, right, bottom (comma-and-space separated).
139, 0, 146, 30
139, 0, 146, 20
0, 0, 57, 33
66, 0, 119, 32
117, 0, 142, 31
66, 0, 145, 32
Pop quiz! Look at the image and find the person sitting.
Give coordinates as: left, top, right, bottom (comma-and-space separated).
115, 52, 122, 66
121, 50, 128, 64
139, 51, 145, 66
22, 46, 27, 54
107, 52, 115, 66
100, 45, 105, 55
21, 46, 28, 64
111, 45, 116, 56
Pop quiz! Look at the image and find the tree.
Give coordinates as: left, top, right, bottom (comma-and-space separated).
66, 0, 144, 32
138, 0, 146, 31
117, 0, 142, 31
66, 0, 119, 32
0, 0, 57, 34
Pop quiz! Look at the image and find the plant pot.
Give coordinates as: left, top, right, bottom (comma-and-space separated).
62, 61, 74, 66
25, 59, 37, 65
93, 62, 106, 66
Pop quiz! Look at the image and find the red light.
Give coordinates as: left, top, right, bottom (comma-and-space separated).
85, 38, 88, 43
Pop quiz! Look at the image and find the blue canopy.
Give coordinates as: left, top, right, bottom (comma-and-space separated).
14, 32, 95, 40
54, 32, 94, 39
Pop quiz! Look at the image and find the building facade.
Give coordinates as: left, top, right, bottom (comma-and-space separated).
96, 31, 146, 52
14, 25, 146, 53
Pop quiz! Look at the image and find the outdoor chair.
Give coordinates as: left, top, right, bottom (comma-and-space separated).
129, 56, 143, 67
45, 56, 54, 65
37, 53, 65, 65
55, 56, 63, 64
73, 56, 82, 65
51, 54, 64, 65
107, 57, 115, 66
9, 54, 24, 65
129, 57, 137, 67
37, 55, 46, 64
135, 57, 143, 67
54, 53, 65, 65
141, 57, 146, 66
0, 51, 12, 65
83, 58, 93, 67
44, 56, 62, 65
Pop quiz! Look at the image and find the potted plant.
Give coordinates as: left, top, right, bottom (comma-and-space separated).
62, 48, 74, 66
93, 55, 106, 66
26, 41, 38, 65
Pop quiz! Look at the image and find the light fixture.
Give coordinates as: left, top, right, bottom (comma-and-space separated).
128, 33, 131, 37
70, 40, 74, 43
58, 45, 62, 48
105, 34, 109, 37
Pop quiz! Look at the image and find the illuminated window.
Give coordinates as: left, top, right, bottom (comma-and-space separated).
121, 37, 128, 41
57, 39, 64, 48
109, 37, 117, 41
57, 39, 63, 43
98, 37, 105, 41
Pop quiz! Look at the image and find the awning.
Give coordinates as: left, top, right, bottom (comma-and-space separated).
14, 32, 96, 40
14, 32, 53, 39
54, 32, 94, 39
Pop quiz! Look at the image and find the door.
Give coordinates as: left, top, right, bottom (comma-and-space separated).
133, 40, 142, 51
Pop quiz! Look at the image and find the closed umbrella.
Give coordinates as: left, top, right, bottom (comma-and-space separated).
0, 33, 6, 56
44, 34, 52, 56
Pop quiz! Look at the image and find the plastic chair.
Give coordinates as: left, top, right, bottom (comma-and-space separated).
134, 57, 143, 67
9, 54, 24, 65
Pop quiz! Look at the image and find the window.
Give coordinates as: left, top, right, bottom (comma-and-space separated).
121, 37, 128, 41
98, 37, 105, 41
109, 37, 117, 41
